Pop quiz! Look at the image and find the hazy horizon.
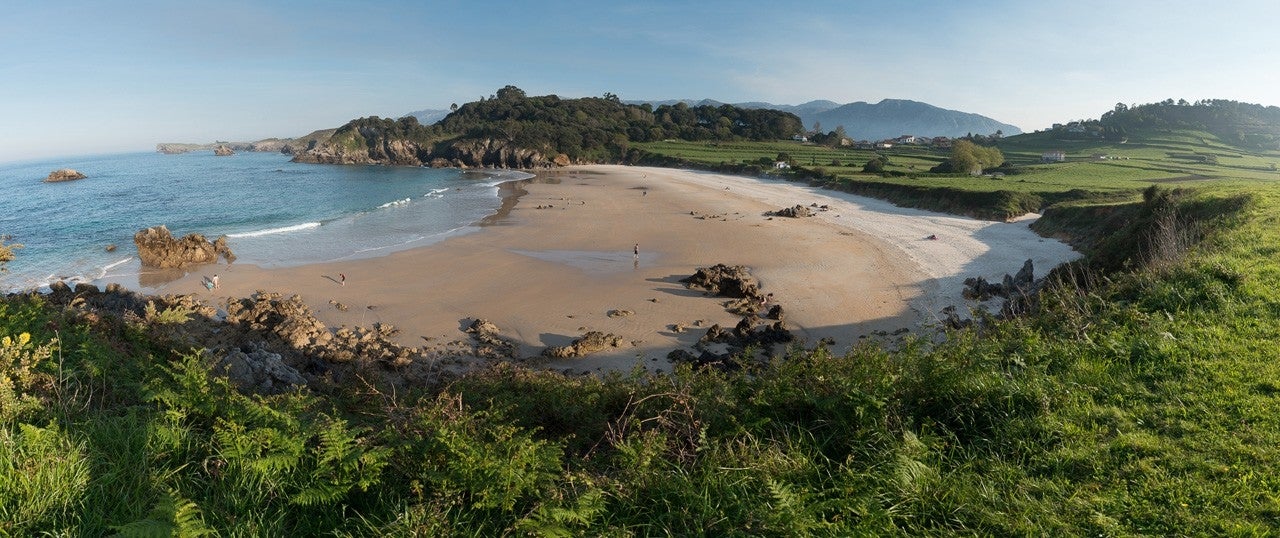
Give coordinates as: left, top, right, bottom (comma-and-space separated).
4, 0, 1279, 163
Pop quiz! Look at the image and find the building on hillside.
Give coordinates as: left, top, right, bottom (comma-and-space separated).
1042, 150, 1066, 163
895, 135, 917, 144
875, 142, 894, 149
931, 136, 952, 148
791, 134, 808, 142
774, 161, 791, 169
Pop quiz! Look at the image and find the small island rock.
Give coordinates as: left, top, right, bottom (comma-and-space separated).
45, 169, 87, 182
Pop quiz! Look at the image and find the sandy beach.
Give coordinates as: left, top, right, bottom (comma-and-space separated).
153, 165, 1080, 374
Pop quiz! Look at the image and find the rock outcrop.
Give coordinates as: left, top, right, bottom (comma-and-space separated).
216, 342, 306, 394
681, 264, 763, 302
45, 169, 86, 182
133, 225, 236, 268
962, 259, 1035, 301
213, 145, 235, 156
542, 331, 624, 358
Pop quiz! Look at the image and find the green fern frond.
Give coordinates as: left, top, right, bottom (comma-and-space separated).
112, 490, 216, 537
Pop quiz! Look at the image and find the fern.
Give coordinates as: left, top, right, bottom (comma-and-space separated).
514, 488, 606, 537
112, 490, 217, 537
142, 302, 193, 325
291, 417, 389, 506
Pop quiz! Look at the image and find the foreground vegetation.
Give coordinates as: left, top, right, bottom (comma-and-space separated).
7, 105, 1280, 534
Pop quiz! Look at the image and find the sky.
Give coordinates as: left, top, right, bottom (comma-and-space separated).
3, 0, 1279, 163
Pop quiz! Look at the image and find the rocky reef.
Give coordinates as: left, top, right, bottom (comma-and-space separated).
213, 145, 235, 156
133, 225, 236, 268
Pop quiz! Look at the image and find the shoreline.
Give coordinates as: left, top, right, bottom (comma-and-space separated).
123, 165, 1079, 374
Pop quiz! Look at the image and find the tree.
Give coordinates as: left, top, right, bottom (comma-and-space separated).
946, 139, 1004, 174
862, 157, 886, 173
450, 103, 459, 112
496, 85, 526, 101
776, 152, 792, 164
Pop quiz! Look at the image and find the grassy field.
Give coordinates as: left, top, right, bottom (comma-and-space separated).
6, 129, 1280, 534
639, 129, 1280, 203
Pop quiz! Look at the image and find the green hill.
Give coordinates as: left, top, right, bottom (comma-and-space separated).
293, 86, 804, 167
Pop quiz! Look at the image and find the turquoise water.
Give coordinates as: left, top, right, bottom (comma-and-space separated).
0, 151, 525, 292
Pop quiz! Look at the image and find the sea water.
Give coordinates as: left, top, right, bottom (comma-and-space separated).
0, 151, 527, 293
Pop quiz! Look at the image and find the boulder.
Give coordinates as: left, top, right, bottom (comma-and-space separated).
45, 169, 86, 182
213, 145, 235, 156
133, 225, 236, 268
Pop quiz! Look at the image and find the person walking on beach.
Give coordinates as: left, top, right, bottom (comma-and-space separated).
339, 273, 346, 286
634, 243, 639, 260
211, 274, 220, 289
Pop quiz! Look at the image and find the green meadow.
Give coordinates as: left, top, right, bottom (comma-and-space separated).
6, 127, 1280, 535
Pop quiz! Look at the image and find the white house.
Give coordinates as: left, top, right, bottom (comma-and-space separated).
1042, 150, 1066, 163
774, 161, 791, 169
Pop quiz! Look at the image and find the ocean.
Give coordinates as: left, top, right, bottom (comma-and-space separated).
0, 150, 528, 293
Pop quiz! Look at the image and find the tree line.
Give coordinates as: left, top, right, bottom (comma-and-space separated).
1098, 99, 1280, 149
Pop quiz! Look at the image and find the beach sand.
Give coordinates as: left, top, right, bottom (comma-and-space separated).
154, 165, 1080, 374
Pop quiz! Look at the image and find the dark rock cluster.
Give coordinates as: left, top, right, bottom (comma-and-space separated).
962, 259, 1036, 301
769, 204, 816, 218
669, 264, 794, 370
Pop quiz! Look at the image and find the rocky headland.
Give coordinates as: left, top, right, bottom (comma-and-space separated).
291, 127, 560, 169
156, 128, 336, 156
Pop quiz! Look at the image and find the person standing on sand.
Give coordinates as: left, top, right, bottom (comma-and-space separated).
212, 274, 219, 289
339, 273, 346, 286
634, 243, 639, 260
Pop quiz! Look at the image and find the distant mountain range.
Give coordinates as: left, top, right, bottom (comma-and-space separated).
626, 98, 1023, 141
402, 109, 451, 125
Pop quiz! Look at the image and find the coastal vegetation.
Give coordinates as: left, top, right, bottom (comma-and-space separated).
6, 101, 1280, 534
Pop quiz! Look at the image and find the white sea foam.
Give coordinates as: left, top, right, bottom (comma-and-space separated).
102, 257, 133, 271
424, 188, 449, 198
227, 222, 321, 238
378, 197, 412, 209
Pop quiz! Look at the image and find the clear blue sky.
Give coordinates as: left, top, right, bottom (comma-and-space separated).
3, 0, 1277, 162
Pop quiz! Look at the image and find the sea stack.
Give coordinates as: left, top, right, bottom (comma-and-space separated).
133, 225, 236, 268
45, 169, 87, 182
